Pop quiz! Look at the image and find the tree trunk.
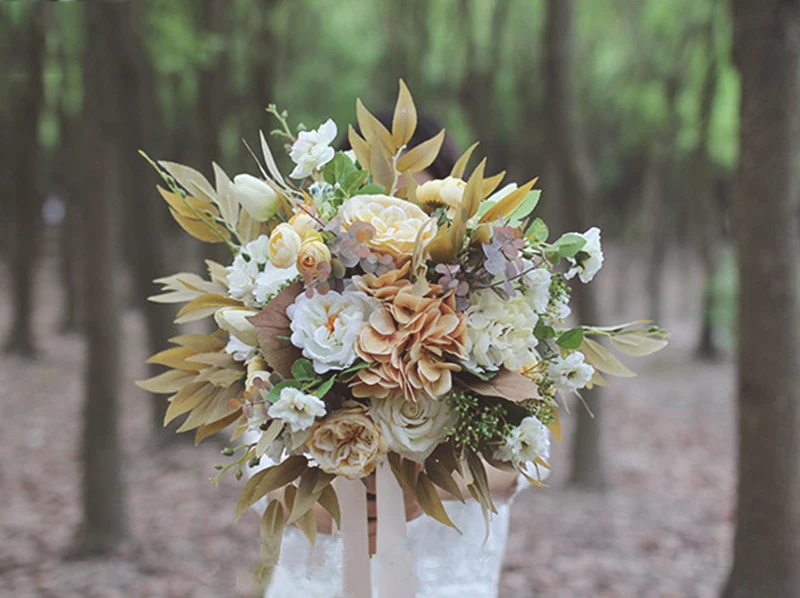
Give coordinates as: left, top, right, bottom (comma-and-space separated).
109, 1, 177, 440
542, 0, 607, 490
3, 8, 45, 357
643, 159, 667, 325
72, 3, 129, 556
721, 2, 800, 596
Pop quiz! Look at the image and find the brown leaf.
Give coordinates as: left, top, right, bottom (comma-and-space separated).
317, 484, 341, 529
450, 141, 479, 179
425, 452, 464, 502
481, 171, 507, 199
457, 368, 541, 402
248, 282, 304, 378
235, 455, 308, 519
357, 98, 394, 155
416, 472, 459, 530
348, 125, 372, 171
194, 409, 242, 445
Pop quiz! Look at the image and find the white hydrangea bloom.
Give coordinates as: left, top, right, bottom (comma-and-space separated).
564, 227, 604, 283
289, 119, 338, 179
523, 266, 552, 314
287, 289, 376, 374
463, 289, 539, 373
244, 235, 272, 265
253, 262, 299, 304
268, 387, 327, 433
369, 395, 455, 462
547, 351, 594, 394
226, 254, 259, 303
225, 333, 257, 363
493, 416, 550, 472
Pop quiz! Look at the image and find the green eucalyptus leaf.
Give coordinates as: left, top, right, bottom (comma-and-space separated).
556, 327, 585, 350
266, 379, 302, 404
291, 359, 317, 382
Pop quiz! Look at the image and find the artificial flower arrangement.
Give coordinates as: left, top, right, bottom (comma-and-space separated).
138, 81, 667, 588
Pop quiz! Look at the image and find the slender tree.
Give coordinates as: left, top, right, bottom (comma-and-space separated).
543, 0, 607, 490
722, 1, 800, 596
72, 2, 128, 556
3, 6, 45, 356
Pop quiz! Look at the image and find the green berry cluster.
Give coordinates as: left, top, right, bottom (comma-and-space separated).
445, 390, 514, 453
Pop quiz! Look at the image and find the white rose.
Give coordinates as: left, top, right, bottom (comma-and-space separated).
252, 262, 299, 305
564, 227, 604, 283
244, 234, 271, 265
463, 289, 538, 373
226, 254, 259, 303
547, 351, 594, 393
232, 174, 279, 222
268, 387, 327, 433
494, 416, 550, 475
289, 119, 338, 179
225, 334, 257, 363
370, 395, 455, 462
268, 223, 302, 269
287, 289, 375, 374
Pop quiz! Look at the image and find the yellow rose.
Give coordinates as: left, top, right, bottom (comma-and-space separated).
296, 230, 332, 279
308, 403, 386, 479
289, 210, 317, 238
339, 194, 437, 258
268, 223, 302, 269
416, 176, 466, 219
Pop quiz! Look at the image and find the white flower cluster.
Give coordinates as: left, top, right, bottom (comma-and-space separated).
494, 416, 550, 476
226, 235, 299, 307
463, 289, 539, 373
289, 119, 338, 179
565, 227, 604, 284
268, 387, 327, 433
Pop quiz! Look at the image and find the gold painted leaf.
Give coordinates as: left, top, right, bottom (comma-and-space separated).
392, 79, 417, 148
169, 333, 226, 353
609, 334, 668, 357
580, 338, 636, 378
547, 409, 562, 444
194, 409, 241, 445
256, 420, 284, 459
248, 282, 304, 378
146, 347, 203, 372
164, 382, 213, 425
159, 161, 217, 203
317, 484, 341, 530
425, 453, 464, 502
348, 125, 371, 171
479, 177, 538, 224
481, 171, 507, 199
457, 369, 540, 402
157, 187, 218, 220
176, 293, 240, 320
212, 162, 239, 230
170, 208, 227, 243
450, 141, 479, 179
235, 455, 308, 519
260, 498, 285, 565
287, 467, 334, 525
416, 472, 459, 530
397, 129, 445, 173
295, 506, 317, 548
356, 98, 394, 155
370, 143, 394, 190
136, 369, 195, 394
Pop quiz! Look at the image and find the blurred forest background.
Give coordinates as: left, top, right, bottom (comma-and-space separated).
1, 0, 798, 597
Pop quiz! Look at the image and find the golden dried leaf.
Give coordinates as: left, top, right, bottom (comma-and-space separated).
136, 369, 195, 394
169, 333, 226, 353
212, 162, 239, 230
547, 409, 562, 444
157, 187, 218, 220
392, 79, 417, 148
164, 382, 213, 425
295, 506, 318, 548
176, 293, 240, 320
357, 98, 394, 155
248, 282, 304, 378
396, 129, 445, 174
370, 143, 394, 190
260, 498, 285, 566
194, 409, 241, 445
481, 171, 507, 199
425, 453, 464, 502
348, 125, 372, 171
580, 338, 636, 378
450, 141, 479, 179
146, 347, 203, 372
159, 161, 217, 203
235, 455, 308, 519
479, 177, 538, 224
256, 420, 284, 459
170, 207, 228, 243
609, 334, 668, 357
317, 484, 341, 530
416, 472, 459, 530
287, 467, 334, 525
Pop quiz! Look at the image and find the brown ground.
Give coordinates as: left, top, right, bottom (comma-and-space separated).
0, 247, 735, 598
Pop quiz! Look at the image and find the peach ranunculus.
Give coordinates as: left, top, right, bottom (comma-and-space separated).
296, 231, 332, 281
307, 403, 386, 479
268, 223, 302, 269
339, 194, 437, 259
416, 176, 466, 219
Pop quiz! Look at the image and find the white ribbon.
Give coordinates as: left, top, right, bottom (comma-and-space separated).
375, 459, 417, 598
336, 477, 371, 598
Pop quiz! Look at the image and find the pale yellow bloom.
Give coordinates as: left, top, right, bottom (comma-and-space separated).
339, 194, 436, 258
296, 230, 331, 279
268, 223, 302, 269
289, 211, 317, 238
416, 176, 466, 218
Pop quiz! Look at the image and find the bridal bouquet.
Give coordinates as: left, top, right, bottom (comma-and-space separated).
139, 81, 667, 591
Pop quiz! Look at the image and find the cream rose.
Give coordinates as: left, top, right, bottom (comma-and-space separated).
289, 211, 317, 238
369, 395, 455, 462
308, 403, 386, 479
339, 194, 437, 258
416, 176, 466, 219
268, 223, 302, 269
214, 307, 259, 346
296, 230, 332, 280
